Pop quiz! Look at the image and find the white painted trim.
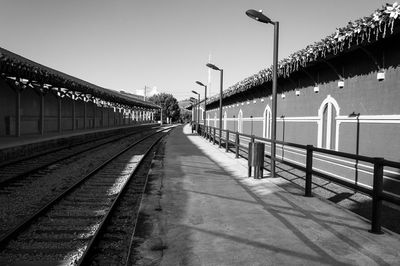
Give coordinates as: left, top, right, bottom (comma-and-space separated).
223, 111, 227, 129
263, 105, 272, 139
337, 114, 400, 124
326, 102, 332, 149
335, 120, 340, 151
275, 116, 319, 122
317, 95, 340, 149
238, 109, 243, 133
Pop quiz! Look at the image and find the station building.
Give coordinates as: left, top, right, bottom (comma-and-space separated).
193, 3, 400, 187
0, 48, 159, 137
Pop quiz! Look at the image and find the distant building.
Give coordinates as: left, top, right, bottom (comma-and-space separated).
135, 86, 159, 100
120, 90, 145, 101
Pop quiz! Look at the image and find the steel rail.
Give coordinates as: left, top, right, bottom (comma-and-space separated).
78, 127, 173, 265
123, 132, 170, 266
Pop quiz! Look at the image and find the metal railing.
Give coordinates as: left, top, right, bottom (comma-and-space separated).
193, 123, 400, 234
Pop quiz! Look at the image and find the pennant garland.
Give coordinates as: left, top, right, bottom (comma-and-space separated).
207, 2, 400, 105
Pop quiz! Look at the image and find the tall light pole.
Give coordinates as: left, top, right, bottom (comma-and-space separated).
246, 9, 279, 178
190, 96, 196, 120
192, 90, 200, 132
206, 63, 223, 142
196, 81, 207, 129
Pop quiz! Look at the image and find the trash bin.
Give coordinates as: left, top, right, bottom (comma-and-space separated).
248, 142, 265, 179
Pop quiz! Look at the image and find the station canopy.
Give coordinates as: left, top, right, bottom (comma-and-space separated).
203, 2, 400, 107
0, 47, 159, 110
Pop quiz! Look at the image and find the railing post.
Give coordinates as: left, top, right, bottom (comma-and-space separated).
305, 145, 313, 197
213, 128, 216, 145
248, 137, 255, 177
209, 127, 212, 142
370, 157, 384, 234
235, 132, 239, 158
225, 131, 229, 152
219, 129, 222, 148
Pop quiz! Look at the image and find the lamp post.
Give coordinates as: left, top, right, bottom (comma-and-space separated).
190, 97, 196, 123
192, 90, 200, 132
349, 112, 361, 188
246, 9, 279, 178
196, 81, 207, 130
206, 63, 223, 143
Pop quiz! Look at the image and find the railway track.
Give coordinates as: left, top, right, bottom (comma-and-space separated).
0, 126, 173, 265
0, 126, 161, 236
0, 125, 158, 185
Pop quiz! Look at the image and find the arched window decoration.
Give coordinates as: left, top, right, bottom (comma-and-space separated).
263, 105, 272, 139
318, 95, 340, 150
223, 111, 227, 129
199, 107, 204, 123
238, 110, 243, 133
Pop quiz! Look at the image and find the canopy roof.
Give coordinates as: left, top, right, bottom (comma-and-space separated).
205, 2, 400, 106
0, 47, 159, 109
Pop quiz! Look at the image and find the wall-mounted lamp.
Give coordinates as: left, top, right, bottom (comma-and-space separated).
377, 69, 385, 81
338, 80, 344, 88
348, 111, 360, 118
314, 86, 319, 93
281, 94, 286, 99
295, 90, 300, 96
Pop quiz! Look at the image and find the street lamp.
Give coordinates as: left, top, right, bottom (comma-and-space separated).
196, 81, 207, 130
246, 9, 279, 178
189, 97, 196, 122
349, 112, 361, 188
192, 90, 200, 132
207, 63, 223, 146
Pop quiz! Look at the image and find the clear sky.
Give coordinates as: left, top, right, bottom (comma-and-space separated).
0, 0, 390, 100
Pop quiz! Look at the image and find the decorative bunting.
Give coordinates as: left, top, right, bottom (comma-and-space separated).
207, 2, 400, 105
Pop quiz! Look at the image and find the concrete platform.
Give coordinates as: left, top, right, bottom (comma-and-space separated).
134, 124, 400, 265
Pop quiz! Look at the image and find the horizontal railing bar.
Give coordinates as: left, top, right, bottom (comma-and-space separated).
382, 192, 400, 205
312, 146, 375, 163
383, 159, 400, 169
274, 157, 307, 172
311, 168, 372, 196
199, 124, 400, 207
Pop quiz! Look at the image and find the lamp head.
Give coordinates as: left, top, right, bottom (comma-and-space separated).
348, 112, 360, 118
191, 90, 199, 95
196, 81, 205, 87
246, 9, 272, 24
206, 63, 221, 71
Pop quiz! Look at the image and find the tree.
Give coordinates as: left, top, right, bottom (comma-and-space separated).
148, 93, 181, 123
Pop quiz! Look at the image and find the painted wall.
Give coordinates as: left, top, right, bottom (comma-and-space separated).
0, 80, 156, 136
203, 35, 400, 190
0, 79, 16, 136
